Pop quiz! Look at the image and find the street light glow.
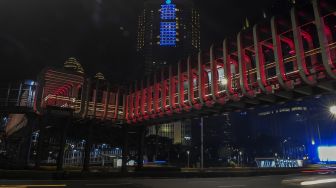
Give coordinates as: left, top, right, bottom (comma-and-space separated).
220, 78, 228, 85
329, 105, 336, 115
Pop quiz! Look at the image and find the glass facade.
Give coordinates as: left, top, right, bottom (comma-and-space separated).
147, 120, 192, 146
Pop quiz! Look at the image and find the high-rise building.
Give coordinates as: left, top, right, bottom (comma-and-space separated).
136, 0, 201, 75
138, 0, 200, 159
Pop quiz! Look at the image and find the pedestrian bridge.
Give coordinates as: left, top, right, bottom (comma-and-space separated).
1, 0, 336, 126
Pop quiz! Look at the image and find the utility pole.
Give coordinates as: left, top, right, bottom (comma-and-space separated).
200, 117, 204, 169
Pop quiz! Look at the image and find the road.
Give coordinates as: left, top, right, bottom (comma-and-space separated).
0, 174, 336, 187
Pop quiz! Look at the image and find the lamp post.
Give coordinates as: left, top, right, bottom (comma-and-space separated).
239, 151, 243, 167
72, 149, 77, 165
186, 150, 190, 168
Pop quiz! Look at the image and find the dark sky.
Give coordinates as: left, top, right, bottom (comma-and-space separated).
0, 0, 295, 84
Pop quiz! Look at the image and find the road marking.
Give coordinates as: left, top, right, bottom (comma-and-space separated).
300, 178, 336, 186
0, 185, 66, 187
188, 181, 218, 183
27, 186, 66, 187
85, 183, 133, 187
217, 185, 246, 188
282, 178, 304, 182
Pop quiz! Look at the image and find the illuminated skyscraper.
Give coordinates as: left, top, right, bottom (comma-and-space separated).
137, 2, 200, 154
137, 0, 201, 75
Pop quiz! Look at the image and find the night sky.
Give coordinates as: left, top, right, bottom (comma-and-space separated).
0, 0, 297, 84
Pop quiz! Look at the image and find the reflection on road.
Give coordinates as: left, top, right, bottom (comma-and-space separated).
283, 174, 336, 186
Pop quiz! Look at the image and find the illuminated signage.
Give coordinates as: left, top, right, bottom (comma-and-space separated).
318, 146, 336, 161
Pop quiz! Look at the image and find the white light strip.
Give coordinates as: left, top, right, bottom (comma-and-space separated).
300, 178, 336, 185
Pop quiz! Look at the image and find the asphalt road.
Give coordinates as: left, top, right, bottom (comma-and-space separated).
0, 174, 336, 188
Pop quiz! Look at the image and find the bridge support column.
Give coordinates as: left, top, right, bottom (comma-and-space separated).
137, 125, 146, 168
21, 114, 37, 168
154, 125, 159, 161
83, 120, 93, 172
35, 115, 46, 169
56, 117, 69, 171
121, 125, 129, 173
200, 117, 204, 169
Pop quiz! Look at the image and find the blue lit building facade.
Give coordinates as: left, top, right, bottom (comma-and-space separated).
136, 0, 200, 75
160, 1, 177, 46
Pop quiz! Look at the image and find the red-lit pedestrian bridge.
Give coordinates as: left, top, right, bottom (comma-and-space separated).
1, 0, 336, 125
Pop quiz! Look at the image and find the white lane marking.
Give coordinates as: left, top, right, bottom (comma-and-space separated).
188, 181, 219, 183
217, 185, 246, 188
85, 183, 133, 186
300, 178, 336, 186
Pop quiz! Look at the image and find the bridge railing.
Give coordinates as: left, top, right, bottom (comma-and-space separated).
124, 0, 336, 124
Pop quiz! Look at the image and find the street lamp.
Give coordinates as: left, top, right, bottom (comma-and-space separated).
239, 151, 243, 167
72, 149, 77, 165
186, 150, 190, 168
48, 151, 52, 163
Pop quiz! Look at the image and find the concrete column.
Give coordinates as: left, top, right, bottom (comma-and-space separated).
21, 114, 37, 168
83, 120, 93, 172
35, 115, 46, 169
137, 125, 146, 168
154, 125, 159, 161
56, 117, 69, 171
121, 125, 129, 173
